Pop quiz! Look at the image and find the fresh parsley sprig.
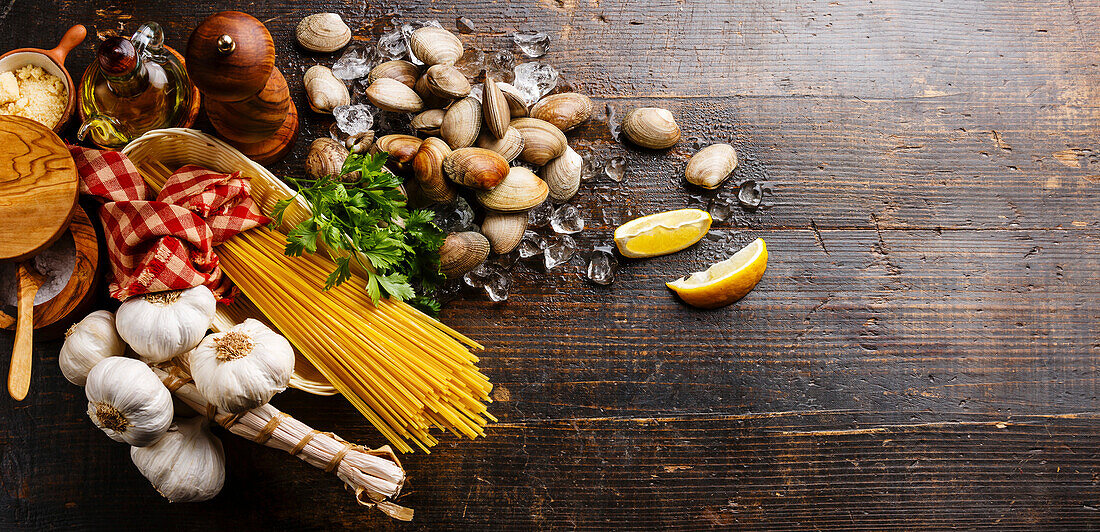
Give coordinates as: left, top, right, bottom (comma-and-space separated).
271, 152, 446, 312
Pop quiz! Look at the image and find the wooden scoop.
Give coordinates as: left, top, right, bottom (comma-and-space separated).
9, 262, 45, 400
0, 115, 79, 401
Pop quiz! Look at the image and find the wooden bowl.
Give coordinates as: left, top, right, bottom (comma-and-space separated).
0, 25, 87, 133
0, 205, 101, 340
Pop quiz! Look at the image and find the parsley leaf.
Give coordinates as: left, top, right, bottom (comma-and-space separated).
277, 152, 446, 311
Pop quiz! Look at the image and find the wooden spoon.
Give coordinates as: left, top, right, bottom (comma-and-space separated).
9, 262, 46, 400
0, 115, 79, 401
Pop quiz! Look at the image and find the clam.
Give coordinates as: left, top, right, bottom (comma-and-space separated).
411, 137, 457, 204
411, 109, 446, 136
475, 126, 525, 163
370, 134, 423, 171
303, 65, 350, 114
497, 82, 528, 117
530, 92, 593, 132
439, 231, 490, 278
443, 148, 509, 190
685, 143, 738, 189
364, 78, 424, 113
481, 211, 528, 254
296, 13, 351, 53
622, 107, 680, 149
414, 74, 453, 109
305, 138, 349, 180
345, 131, 375, 154
482, 74, 510, 139
475, 167, 549, 212
409, 27, 463, 66
510, 117, 567, 166
541, 146, 582, 202
441, 97, 482, 149
367, 60, 420, 89
425, 65, 471, 99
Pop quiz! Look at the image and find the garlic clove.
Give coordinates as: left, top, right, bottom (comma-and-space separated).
116, 285, 216, 364
86, 357, 173, 447
59, 310, 127, 385
188, 318, 295, 414
131, 416, 225, 503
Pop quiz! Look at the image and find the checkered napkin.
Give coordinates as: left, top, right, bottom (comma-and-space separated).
69, 147, 270, 301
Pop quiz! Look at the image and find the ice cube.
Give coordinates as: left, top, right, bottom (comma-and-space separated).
462, 266, 490, 288
468, 83, 484, 103
436, 279, 465, 305
543, 234, 576, 269
550, 204, 584, 234
373, 110, 414, 136
463, 260, 501, 288
456, 17, 476, 34
605, 103, 622, 141
455, 48, 486, 79
329, 122, 349, 143
518, 230, 548, 258
493, 250, 520, 269
376, 29, 407, 60
513, 31, 550, 58
708, 197, 734, 222
512, 62, 558, 106
580, 154, 602, 181
432, 196, 476, 233
604, 156, 626, 182
585, 245, 618, 285
486, 51, 516, 84
333, 104, 375, 136
527, 199, 553, 227
332, 45, 376, 80
483, 269, 512, 301
738, 180, 763, 210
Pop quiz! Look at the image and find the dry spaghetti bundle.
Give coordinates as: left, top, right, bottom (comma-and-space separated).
154, 366, 412, 519
139, 161, 494, 453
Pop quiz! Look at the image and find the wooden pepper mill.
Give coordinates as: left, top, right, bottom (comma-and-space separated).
186, 11, 298, 164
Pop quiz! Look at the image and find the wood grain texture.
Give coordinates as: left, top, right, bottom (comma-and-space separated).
2, 0, 1100, 530
0, 116, 78, 261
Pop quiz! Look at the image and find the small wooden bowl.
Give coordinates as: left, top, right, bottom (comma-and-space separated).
0, 205, 101, 340
0, 25, 87, 133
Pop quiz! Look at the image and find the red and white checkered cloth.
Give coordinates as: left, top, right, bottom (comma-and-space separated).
69, 147, 270, 301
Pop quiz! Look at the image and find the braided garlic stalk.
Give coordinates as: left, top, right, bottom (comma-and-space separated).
154, 366, 412, 521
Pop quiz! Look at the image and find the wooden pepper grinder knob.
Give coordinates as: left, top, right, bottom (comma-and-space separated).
186, 11, 298, 164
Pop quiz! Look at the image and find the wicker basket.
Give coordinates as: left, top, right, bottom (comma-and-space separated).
122, 128, 337, 396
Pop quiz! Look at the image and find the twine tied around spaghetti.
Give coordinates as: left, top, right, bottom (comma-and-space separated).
152, 364, 411, 520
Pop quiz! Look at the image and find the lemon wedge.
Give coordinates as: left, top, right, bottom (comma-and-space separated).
667, 238, 767, 309
613, 208, 712, 258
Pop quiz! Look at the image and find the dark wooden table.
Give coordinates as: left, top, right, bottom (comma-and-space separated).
3, 1, 1099, 530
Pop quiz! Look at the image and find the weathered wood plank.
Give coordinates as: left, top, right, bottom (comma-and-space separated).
1, 0, 1098, 529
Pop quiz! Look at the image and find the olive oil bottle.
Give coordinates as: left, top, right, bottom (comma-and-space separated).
78, 23, 193, 148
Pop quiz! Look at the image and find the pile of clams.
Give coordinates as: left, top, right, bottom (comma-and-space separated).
299, 16, 736, 284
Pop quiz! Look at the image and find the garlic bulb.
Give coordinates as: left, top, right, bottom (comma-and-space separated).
86, 357, 173, 447
189, 318, 295, 413
131, 416, 226, 503
59, 310, 127, 385
116, 285, 216, 364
